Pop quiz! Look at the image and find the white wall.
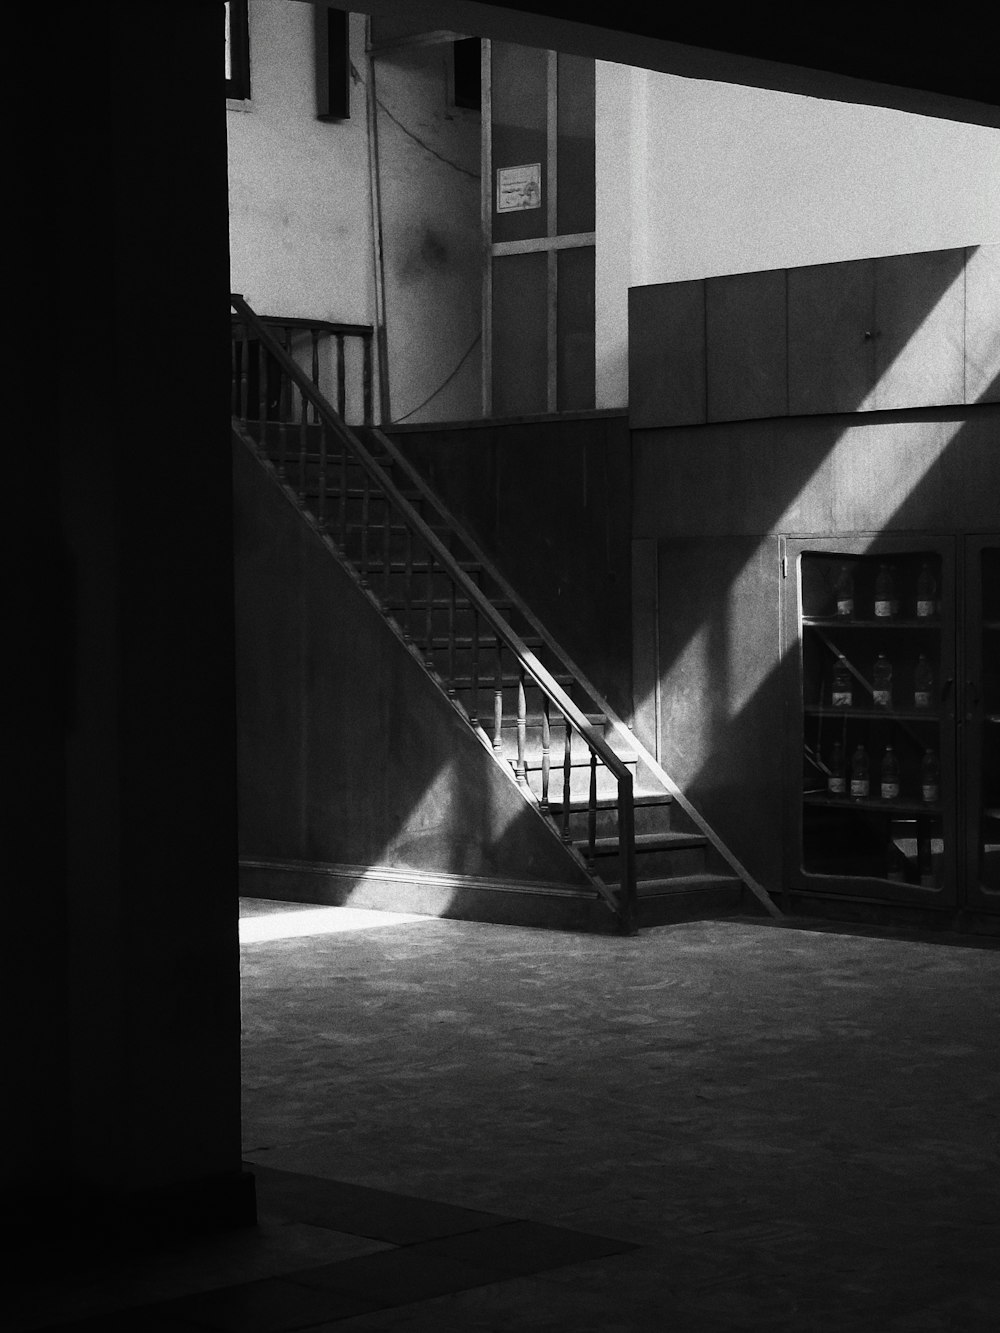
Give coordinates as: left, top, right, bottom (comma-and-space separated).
228, 3, 376, 419
228, 1, 480, 426
228, 3, 374, 324
372, 42, 482, 423
596, 64, 1000, 408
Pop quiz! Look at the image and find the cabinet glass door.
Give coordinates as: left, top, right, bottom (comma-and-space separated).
964, 537, 1000, 907
787, 537, 957, 903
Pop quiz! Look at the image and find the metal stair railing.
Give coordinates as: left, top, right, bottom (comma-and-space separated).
231, 294, 638, 933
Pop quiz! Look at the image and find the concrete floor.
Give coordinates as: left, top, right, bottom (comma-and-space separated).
17, 900, 1000, 1331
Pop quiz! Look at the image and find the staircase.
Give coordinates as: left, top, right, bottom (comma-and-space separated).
231, 296, 781, 933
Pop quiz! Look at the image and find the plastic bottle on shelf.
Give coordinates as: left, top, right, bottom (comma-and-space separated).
872, 652, 893, 708
850, 744, 870, 799
874, 563, 898, 619
916, 562, 937, 618
834, 564, 854, 618
831, 655, 853, 708
880, 745, 900, 800
914, 654, 934, 709
921, 749, 940, 805
827, 742, 846, 796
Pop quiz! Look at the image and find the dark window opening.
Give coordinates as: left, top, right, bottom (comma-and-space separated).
317, 7, 351, 121
225, 0, 250, 100
452, 38, 481, 111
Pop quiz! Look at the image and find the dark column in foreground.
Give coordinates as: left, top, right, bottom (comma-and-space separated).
10, 0, 251, 1247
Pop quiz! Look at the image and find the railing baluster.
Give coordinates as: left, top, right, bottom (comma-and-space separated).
447, 580, 456, 696
470, 609, 480, 725
362, 334, 373, 424
515, 666, 527, 786
231, 329, 238, 416
310, 329, 320, 423
617, 777, 637, 935
338, 442, 348, 551
587, 750, 598, 870
277, 327, 291, 479
561, 724, 572, 842
493, 637, 503, 754
360, 474, 370, 584
382, 496, 392, 596
425, 553, 434, 666
317, 420, 328, 530
540, 698, 551, 812
337, 334, 346, 419
281, 327, 293, 420
402, 527, 413, 642
258, 339, 270, 459
298, 374, 308, 500
239, 325, 250, 421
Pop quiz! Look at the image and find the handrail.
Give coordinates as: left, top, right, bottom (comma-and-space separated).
231, 294, 637, 931
230, 311, 374, 339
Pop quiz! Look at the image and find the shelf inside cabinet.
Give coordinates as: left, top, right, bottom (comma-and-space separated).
803, 794, 942, 816
805, 706, 942, 721
803, 617, 942, 630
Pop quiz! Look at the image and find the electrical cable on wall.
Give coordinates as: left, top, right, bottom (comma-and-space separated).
392, 333, 482, 424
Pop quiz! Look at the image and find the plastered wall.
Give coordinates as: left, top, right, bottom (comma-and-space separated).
227, 4, 374, 326
596, 63, 1000, 408
228, 1, 481, 425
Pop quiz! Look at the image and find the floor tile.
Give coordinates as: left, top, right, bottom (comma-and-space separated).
249, 1164, 510, 1243
287, 1248, 501, 1305
164, 1275, 378, 1331
9, 1222, 391, 1331
399, 1219, 638, 1277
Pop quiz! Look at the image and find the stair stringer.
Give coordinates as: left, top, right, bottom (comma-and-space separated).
233, 425, 623, 929
364, 425, 782, 921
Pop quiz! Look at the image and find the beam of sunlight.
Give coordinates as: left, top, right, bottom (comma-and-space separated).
638, 248, 988, 708
240, 905, 432, 942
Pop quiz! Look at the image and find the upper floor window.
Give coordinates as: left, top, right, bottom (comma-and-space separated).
225, 0, 250, 100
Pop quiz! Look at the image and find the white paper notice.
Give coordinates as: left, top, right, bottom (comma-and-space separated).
496, 163, 542, 213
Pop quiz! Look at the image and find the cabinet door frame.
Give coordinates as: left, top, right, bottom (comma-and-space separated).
961, 533, 1000, 910
782, 532, 959, 906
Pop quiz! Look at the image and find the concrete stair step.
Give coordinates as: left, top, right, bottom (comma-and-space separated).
545, 790, 674, 838
578, 833, 709, 882
635, 873, 746, 927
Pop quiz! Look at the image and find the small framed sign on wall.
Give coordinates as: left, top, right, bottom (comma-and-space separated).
496, 163, 542, 213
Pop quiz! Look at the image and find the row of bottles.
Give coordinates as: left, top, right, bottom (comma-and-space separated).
833, 562, 938, 619
826, 743, 940, 803
831, 653, 935, 708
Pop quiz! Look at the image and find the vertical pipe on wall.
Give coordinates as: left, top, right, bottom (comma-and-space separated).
364, 18, 391, 424
546, 50, 559, 413
481, 40, 493, 418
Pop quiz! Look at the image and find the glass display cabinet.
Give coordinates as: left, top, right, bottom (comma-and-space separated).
966, 538, 1000, 909
785, 536, 959, 905
785, 534, 999, 914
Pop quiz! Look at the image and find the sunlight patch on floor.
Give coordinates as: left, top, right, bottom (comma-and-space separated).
239, 905, 432, 942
